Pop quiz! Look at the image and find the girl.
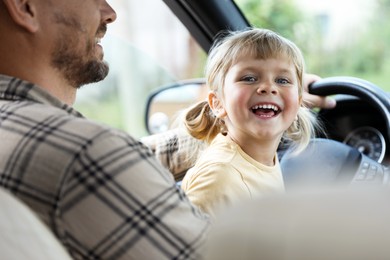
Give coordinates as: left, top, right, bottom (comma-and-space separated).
181, 28, 320, 218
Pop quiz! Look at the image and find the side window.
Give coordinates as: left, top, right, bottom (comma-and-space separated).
74, 0, 206, 138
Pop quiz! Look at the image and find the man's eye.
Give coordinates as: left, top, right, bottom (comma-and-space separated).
241, 76, 257, 82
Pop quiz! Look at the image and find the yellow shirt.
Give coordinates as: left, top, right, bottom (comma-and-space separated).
181, 134, 285, 218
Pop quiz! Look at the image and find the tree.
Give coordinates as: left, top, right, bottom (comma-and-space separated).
236, 0, 304, 40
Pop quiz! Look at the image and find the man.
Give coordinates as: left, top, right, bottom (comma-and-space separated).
0, 1, 208, 259
0, 0, 335, 259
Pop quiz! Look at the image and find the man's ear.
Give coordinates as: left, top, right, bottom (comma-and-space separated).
3, 0, 39, 33
208, 91, 227, 118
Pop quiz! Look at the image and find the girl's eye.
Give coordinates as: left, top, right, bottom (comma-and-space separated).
241, 75, 257, 83
276, 78, 289, 84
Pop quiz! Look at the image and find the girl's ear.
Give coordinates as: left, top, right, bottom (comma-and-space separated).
208, 91, 227, 118
3, 0, 39, 33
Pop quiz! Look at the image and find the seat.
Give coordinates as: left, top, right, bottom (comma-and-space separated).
0, 187, 71, 259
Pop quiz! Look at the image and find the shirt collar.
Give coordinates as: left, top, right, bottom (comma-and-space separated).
0, 74, 83, 117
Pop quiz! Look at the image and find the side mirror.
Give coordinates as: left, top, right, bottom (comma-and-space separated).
145, 79, 207, 134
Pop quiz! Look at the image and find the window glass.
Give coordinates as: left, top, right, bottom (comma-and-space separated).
235, 0, 390, 90
74, 0, 206, 137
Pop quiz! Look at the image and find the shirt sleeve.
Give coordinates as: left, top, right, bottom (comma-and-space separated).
140, 128, 206, 181
181, 163, 249, 219
56, 130, 209, 259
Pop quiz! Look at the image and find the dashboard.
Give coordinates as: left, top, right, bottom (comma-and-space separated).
318, 95, 389, 165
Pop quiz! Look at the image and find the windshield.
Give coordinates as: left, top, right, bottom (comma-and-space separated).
75, 0, 390, 137
236, 0, 390, 88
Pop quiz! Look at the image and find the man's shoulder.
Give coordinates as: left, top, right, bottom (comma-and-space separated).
4, 99, 139, 146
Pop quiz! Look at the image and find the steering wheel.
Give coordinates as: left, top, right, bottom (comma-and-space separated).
280, 76, 390, 189
311, 76, 390, 139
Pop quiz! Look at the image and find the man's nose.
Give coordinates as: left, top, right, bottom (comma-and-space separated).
102, 1, 117, 24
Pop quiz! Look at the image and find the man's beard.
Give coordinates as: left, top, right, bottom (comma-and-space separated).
51, 37, 109, 89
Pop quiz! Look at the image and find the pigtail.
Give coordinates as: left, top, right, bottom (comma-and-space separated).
184, 101, 224, 144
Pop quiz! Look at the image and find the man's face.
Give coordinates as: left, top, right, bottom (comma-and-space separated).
49, 1, 116, 88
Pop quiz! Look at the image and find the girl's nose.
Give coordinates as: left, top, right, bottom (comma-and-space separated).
256, 82, 277, 95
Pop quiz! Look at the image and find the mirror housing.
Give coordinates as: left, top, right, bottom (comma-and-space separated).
145, 79, 207, 134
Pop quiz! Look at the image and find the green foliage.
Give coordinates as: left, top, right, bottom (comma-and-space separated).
236, 0, 390, 91
236, 0, 304, 40
74, 94, 125, 130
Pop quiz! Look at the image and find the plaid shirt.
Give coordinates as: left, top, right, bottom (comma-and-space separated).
0, 74, 209, 259
140, 129, 206, 182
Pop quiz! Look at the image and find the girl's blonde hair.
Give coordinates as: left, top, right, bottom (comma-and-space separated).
184, 28, 319, 155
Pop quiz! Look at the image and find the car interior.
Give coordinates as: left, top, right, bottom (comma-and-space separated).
138, 0, 390, 188
2, 0, 389, 258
